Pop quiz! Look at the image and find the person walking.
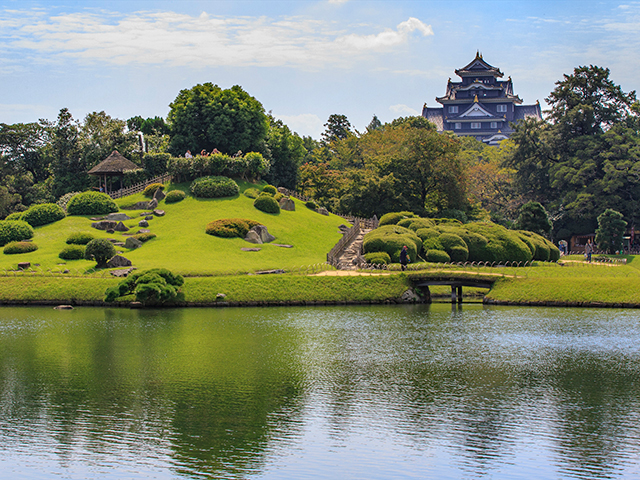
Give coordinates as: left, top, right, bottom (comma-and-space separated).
400, 245, 409, 271
585, 239, 593, 263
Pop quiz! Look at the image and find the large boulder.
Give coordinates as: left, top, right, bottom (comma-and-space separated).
114, 221, 129, 232
317, 207, 329, 216
253, 225, 275, 243
105, 213, 131, 221
92, 220, 118, 230
106, 255, 132, 268
153, 209, 165, 217
138, 220, 149, 228
244, 230, 262, 244
279, 197, 295, 211
153, 188, 166, 202
124, 237, 143, 249
148, 198, 158, 209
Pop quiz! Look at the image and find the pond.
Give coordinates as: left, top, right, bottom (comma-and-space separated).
0, 304, 639, 479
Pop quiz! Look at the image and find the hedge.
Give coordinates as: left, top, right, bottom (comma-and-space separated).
4, 241, 38, 255
66, 192, 119, 216
0, 220, 34, 247
190, 176, 239, 198
205, 218, 262, 238
22, 203, 66, 227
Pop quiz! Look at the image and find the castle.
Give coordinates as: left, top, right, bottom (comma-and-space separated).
422, 52, 542, 145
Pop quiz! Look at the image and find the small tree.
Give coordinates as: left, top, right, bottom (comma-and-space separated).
84, 238, 116, 268
595, 209, 627, 253
516, 201, 552, 237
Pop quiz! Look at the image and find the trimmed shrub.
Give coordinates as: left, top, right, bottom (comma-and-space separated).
274, 192, 284, 202
262, 185, 277, 195
378, 211, 417, 226
3, 241, 37, 255
206, 218, 262, 238
143, 183, 164, 197
434, 218, 463, 226
84, 238, 116, 268
518, 231, 560, 262
22, 203, 66, 227
67, 192, 119, 216
397, 217, 436, 231
449, 245, 469, 262
254, 195, 280, 214
456, 230, 491, 262
364, 251, 391, 265
59, 244, 85, 260
133, 232, 157, 242
363, 225, 422, 263
425, 249, 451, 263
5, 212, 23, 221
57, 191, 81, 211
66, 232, 95, 245
0, 220, 34, 247
305, 201, 318, 210
190, 176, 240, 198
164, 190, 186, 204
243, 188, 260, 199
105, 268, 184, 304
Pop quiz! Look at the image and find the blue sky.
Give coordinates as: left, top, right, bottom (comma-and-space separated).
1, 0, 639, 139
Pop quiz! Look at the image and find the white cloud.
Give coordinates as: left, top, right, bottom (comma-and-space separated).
0, 9, 433, 69
389, 104, 420, 116
272, 113, 324, 138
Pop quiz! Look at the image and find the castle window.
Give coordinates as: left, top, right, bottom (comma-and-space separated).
454, 123, 461, 130
490, 122, 498, 129
449, 106, 458, 114
471, 122, 481, 129
497, 104, 507, 113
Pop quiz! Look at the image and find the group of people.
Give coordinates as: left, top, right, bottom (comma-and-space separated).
184, 148, 221, 158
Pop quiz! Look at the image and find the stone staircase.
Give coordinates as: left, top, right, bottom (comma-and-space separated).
335, 227, 372, 270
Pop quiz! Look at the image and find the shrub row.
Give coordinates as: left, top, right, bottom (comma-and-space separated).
167, 152, 270, 183
205, 218, 262, 238
190, 176, 240, 198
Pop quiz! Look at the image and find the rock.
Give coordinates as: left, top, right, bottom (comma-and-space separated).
113, 242, 125, 247
124, 237, 143, 249
254, 269, 285, 275
106, 255, 132, 268
317, 207, 329, 216
53, 305, 74, 310
277, 187, 287, 194
105, 213, 132, 221
253, 225, 276, 243
17, 262, 30, 270
148, 198, 158, 209
338, 224, 349, 233
241, 247, 262, 251
130, 302, 143, 309
216, 293, 227, 300
153, 188, 166, 201
244, 230, 262, 244
63, 269, 69, 274
92, 220, 117, 230
138, 220, 149, 228
279, 197, 295, 211
106, 229, 115, 234
123, 201, 150, 210
272, 244, 293, 248
140, 211, 153, 216
90, 217, 104, 221
114, 221, 129, 232
145, 215, 153, 220
106, 238, 118, 243
110, 267, 136, 277
136, 229, 150, 234
401, 289, 421, 303
153, 209, 165, 216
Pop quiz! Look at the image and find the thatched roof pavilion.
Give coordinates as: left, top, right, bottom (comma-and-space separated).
88, 150, 141, 193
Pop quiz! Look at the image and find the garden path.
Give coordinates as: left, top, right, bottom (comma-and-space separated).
335, 227, 373, 270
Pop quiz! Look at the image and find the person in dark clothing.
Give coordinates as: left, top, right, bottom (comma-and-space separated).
400, 245, 409, 271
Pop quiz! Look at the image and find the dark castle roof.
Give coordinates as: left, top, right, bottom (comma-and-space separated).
88, 151, 140, 176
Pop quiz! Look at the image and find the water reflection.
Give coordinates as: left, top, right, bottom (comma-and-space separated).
0, 305, 639, 479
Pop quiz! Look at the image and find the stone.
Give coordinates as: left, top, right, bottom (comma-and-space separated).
17, 262, 30, 270
105, 213, 132, 221
338, 224, 349, 233
279, 197, 295, 211
106, 229, 115, 234
63, 269, 69, 274
110, 267, 136, 277
254, 269, 285, 275
114, 221, 129, 232
401, 289, 421, 303
145, 215, 153, 220
140, 211, 153, 216
138, 220, 149, 228
130, 302, 143, 309
277, 187, 287, 194
317, 207, 329, 216
124, 237, 143, 249
272, 244, 293, 248
91, 220, 117, 230
216, 293, 227, 300
252, 225, 275, 243
114, 242, 125, 247
53, 305, 74, 310
106, 255, 132, 268
123, 201, 150, 210
107, 238, 118, 243
148, 198, 158, 209
90, 217, 104, 221
241, 247, 261, 252
244, 230, 262, 244
153, 188, 166, 202
153, 209, 165, 216
136, 229, 150, 234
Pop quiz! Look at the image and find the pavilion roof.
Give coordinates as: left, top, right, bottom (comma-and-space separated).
88, 151, 140, 176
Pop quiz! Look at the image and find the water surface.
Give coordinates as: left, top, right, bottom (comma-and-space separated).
1, 304, 639, 479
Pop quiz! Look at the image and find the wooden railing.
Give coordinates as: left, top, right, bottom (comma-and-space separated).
109, 174, 172, 199
327, 218, 362, 267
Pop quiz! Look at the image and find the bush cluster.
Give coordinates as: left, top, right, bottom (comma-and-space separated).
262, 185, 277, 195
105, 268, 184, 305
190, 176, 240, 198
57, 191, 81, 211
21, 203, 66, 227
253, 194, 280, 214
243, 188, 260, 199
84, 238, 116, 268
362, 225, 422, 263
0, 220, 34, 247
164, 190, 186, 204
67, 192, 119, 216
167, 152, 270, 183
364, 251, 391, 265
378, 211, 417, 226
66, 232, 95, 245
59, 245, 85, 260
142, 183, 164, 198
3, 241, 38, 255
363, 212, 560, 264
205, 218, 262, 238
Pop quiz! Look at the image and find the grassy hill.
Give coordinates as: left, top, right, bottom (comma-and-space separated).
0, 182, 348, 276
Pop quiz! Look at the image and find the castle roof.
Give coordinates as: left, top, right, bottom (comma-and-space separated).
455, 51, 503, 78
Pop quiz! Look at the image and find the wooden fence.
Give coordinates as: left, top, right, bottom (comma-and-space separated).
109, 174, 172, 199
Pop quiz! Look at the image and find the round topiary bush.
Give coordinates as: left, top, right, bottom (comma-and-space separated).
84, 238, 116, 268
363, 225, 422, 263
448, 245, 469, 262
438, 232, 469, 261
67, 191, 119, 216
59, 244, 85, 260
143, 183, 164, 197
262, 185, 277, 195
397, 217, 436, 231
425, 249, 451, 263
364, 251, 391, 265
305, 201, 318, 210
378, 211, 417, 226
164, 190, 186, 204
190, 176, 240, 198
57, 191, 81, 212
66, 231, 95, 245
243, 188, 260, 199
0, 220, 34, 247
3, 241, 38, 255
254, 195, 280, 214
205, 218, 262, 238
22, 203, 66, 227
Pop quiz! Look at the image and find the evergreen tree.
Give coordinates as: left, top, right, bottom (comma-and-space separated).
595, 209, 627, 253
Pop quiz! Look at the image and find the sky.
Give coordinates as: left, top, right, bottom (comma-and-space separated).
1, 0, 639, 139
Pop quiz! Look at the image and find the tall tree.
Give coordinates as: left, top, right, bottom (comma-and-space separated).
595, 209, 627, 253
321, 114, 352, 144
0, 122, 50, 183
264, 115, 306, 190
